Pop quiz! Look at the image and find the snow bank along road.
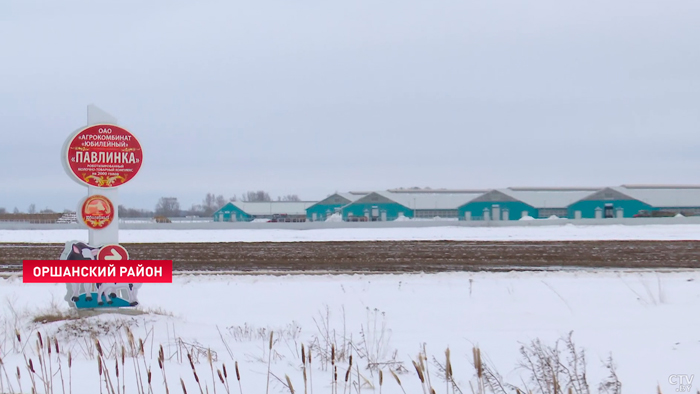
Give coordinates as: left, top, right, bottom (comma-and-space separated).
2, 240, 700, 273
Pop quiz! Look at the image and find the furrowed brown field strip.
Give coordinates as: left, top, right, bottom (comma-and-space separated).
1, 241, 700, 272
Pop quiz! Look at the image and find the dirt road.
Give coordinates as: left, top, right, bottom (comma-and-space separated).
1, 241, 699, 273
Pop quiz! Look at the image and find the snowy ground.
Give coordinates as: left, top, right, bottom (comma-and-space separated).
3, 223, 700, 243
0, 271, 698, 393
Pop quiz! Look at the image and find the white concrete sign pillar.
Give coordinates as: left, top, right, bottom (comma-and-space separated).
87, 105, 119, 246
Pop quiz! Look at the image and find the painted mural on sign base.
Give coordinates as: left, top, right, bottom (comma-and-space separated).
59, 241, 141, 309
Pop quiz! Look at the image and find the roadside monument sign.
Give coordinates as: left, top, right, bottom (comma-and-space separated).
59, 105, 144, 308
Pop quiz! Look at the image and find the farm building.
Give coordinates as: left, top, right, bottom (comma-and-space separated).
623, 185, 700, 216
568, 185, 700, 219
458, 188, 600, 220
341, 190, 486, 221
213, 201, 317, 222
567, 187, 650, 219
305, 192, 367, 221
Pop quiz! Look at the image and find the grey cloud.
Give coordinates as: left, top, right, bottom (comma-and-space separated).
1, 0, 699, 211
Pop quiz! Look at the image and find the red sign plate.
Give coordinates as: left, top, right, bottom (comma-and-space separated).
63, 124, 143, 188
97, 244, 130, 261
79, 195, 115, 229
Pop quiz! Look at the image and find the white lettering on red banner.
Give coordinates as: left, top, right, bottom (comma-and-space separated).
22, 260, 172, 283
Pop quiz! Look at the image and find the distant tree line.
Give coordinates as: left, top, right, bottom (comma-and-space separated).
118, 205, 154, 218
148, 191, 301, 218
0, 190, 302, 218
0, 204, 64, 215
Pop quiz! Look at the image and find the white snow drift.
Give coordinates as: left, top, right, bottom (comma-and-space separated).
0, 271, 698, 393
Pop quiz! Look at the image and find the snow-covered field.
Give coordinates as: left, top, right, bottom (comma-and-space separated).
1, 271, 698, 393
3, 223, 700, 243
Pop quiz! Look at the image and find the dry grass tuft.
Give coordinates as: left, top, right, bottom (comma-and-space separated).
140, 307, 175, 317
32, 309, 80, 324
30, 302, 80, 324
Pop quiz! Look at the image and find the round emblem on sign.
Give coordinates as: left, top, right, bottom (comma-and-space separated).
62, 124, 143, 188
79, 195, 115, 229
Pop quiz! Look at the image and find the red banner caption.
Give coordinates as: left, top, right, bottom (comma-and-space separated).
22, 260, 173, 283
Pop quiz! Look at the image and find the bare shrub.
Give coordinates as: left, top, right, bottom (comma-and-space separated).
221, 322, 301, 364
598, 355, 622, 394
225, 322, 301, 344
513, 331, 590, 394
357, 307, 401, 373
308, 305, 349, 370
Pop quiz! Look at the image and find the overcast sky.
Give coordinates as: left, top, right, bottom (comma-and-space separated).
1, 0, 699, 212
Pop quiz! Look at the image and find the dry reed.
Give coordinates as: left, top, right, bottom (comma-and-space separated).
115, 358, 120, 394
285, 374, 295, 394
412, 359, 426, 394
333, 366, 338, 394
472, 346, 484, 394
121, 346, 126, 394
235, 361, 244, 394
265, 331, 273, 394
98, 355, 104, 394
307, 347, 313, 394
0, 354, 5, 394
56, 337, 66, 394
330, 344, 336, 394
343, 354, 352, 394
187, 352, 204, 394
390, 369, 406, 394
26, 356, 37, 394
16, 365, 24, 394
180, 377, 188, 394
208, 348, 216, 394
68, 351, 72, 394
301, 344, 307, 394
